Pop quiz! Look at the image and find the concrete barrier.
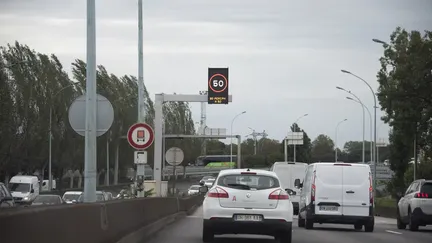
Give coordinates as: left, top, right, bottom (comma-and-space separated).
0, 195, 204, 243
375, 206, 397, 219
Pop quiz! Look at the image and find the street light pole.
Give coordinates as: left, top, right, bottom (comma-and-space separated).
341, 69, 378, 201
230, 111, 246, 168
336, 86, 365, 163
335, 119, 348, 161
292, 114, 308, 162
347, 97, 373, 162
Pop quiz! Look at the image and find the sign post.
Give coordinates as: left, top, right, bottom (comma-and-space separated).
208, 68, 229, 104
285, 132, 304, 162
165, 147, 184, 194
127, 123, 154, 197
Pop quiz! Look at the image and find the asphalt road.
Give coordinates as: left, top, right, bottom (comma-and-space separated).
144, 206, 432, 243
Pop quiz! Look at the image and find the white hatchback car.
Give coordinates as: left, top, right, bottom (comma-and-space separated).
200, 168, 293, 243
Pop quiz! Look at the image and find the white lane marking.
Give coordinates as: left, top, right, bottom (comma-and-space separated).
386, 230, 402, 235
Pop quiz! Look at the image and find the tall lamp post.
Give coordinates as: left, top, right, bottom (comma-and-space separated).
335, 118, 348, 161
336, 86, 365, 163
230, 111, 246, 168
292, 114, 308, 162
341, 69, 378, 200
347, 97, 373, 162
48, 82, 80, 190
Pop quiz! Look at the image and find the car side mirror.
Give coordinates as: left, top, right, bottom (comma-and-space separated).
30, 189, 34, 193
199, 186, 208, 193
294, 179, 301, 188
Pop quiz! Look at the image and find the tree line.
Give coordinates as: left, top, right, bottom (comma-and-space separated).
0, 41, 199, 185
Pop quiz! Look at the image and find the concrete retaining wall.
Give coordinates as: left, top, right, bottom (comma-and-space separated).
0, 196, 204, 243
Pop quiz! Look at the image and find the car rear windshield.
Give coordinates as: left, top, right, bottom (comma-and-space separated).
421, 183, 432, 194
217, 174, 280, 190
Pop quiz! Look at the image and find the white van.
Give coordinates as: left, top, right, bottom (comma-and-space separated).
298, 163, 374, 232
8, 175, 40, 204
270, 161, 308, 215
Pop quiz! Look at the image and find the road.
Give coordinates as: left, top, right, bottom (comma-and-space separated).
144, 206, 432, 243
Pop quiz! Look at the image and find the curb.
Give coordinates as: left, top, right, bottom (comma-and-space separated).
116, 212, 186, 243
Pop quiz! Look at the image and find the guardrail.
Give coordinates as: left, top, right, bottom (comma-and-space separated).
0, 195, 204, 243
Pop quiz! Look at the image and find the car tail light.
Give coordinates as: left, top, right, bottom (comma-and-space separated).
268, 189, 289, 200
207, 187, 229, 198
414, 193, 429, 198
369, 173, 373, 204
311, 171, 316, 202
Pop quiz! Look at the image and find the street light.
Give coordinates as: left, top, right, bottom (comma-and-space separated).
48, 82, 80, 190
347, 97, 373, 162
335, 118, 348, 161
336, 86, 366, 163
292, 114, 308, 162
341, 69, 378, 200
372, 38, 389, 47
230, 111, 246, 168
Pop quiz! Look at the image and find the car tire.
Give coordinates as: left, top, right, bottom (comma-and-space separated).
276, 229, 292, 243
408, 209, 419, 231
396, 209, 406, 230
298, 214, 305, 227
202, 223, 214, 242
364, 220, 374, 232
305, 217, 314, 229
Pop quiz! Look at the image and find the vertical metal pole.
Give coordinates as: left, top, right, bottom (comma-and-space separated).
293, 144, 296, 162
48, 107, 52, 190
84, 0, 97, 203
106, 137, 109, 186
373, 101, 377, 203
230, 122, 234, 168
361, 105, 365, 163
114, 142, 119, 185
153, 94, 163, 196
335, 126, 338, 162
413, 132, 417, 181
237, 136, 242, 168
162, 120, 166, 180
284, 138, 287, 162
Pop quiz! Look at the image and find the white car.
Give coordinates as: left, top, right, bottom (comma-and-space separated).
200, 169, 293, 243
397, 179, 432, 231
188, 185, 201, 196
298, 163, 374, 232
62, 191, 82, 204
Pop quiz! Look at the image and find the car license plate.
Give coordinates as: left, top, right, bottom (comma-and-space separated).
234, 215, 263, 221
319, 206, 338, 211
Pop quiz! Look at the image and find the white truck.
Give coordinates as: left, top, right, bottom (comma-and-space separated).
8, 175, 40, 205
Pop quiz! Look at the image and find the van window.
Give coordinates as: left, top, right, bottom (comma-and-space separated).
9, 183, 30, 193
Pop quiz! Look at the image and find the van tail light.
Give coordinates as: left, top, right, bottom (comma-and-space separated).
268, 189, 289, 200
311, 171, 316, 202
414, 193, 429, 198
207, 187, 229, 198
369, 173, 373, 204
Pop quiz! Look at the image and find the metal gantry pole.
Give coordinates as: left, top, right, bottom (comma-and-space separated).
292, 114, 308, 162
230, 111, 246, 168
83, 0, 97, 203
48, 107, 52, 190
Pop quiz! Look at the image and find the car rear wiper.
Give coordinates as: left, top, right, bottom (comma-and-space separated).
227, 183, 251, 190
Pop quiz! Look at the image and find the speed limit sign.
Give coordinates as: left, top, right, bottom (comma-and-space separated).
208, 68, 229, 104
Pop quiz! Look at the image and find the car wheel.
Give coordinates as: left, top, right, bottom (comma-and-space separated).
408, 209, 419, 231
275, 229, 292, 243
305, 217, 314, 229
202, 223, 214, 242
364, 220, 374, 232
396, 209, 406, 230
298, 214, 305, 227
354, 224, 362, 230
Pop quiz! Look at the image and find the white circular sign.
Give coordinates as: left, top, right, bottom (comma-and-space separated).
165, 147, 184, 166
127, 123, 154, 150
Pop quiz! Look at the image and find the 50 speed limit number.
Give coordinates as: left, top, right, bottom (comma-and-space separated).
208, 74, 228, 93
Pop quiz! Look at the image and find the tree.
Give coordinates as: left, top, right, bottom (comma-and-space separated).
376, 27, 432, 195
311, 134, 335, 162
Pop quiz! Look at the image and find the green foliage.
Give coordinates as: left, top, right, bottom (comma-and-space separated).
311, 134, 335, 162
0, 41, 200, 183
376, 27, 432, 196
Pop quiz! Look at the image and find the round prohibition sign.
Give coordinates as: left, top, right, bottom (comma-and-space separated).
127, 123, 155, 150
208, 73, 228, 93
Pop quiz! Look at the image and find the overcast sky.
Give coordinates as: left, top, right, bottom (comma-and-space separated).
1, 0, 431, 149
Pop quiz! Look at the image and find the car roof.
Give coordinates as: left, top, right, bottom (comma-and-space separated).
38, 194, 59, 197
218, 169, 277, 177
273, 161, 308, 165
313, 162, 371, 168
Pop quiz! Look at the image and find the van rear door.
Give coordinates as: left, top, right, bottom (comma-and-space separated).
314, 164, 343, 215
342, 164, 371, 216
